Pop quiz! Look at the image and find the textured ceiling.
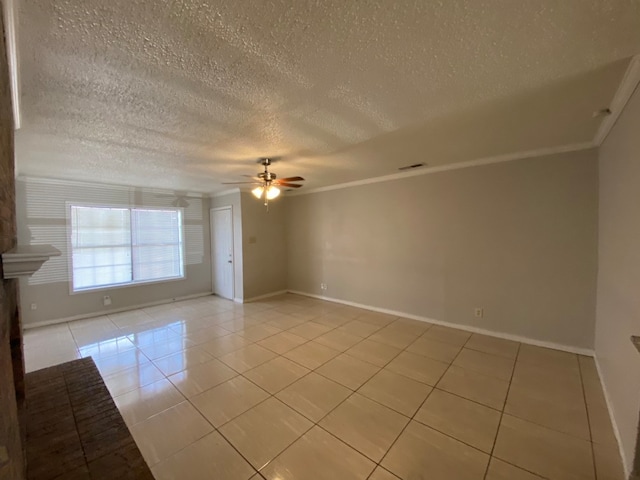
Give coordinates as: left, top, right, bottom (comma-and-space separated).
15, 0, 640, 193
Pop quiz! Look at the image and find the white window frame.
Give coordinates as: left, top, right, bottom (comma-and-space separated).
66, 203, 186, 294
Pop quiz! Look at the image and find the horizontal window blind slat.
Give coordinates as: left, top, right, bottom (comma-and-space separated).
70, 205, 184, 292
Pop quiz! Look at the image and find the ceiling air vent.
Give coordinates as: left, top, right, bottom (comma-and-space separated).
398, 163, 426, 171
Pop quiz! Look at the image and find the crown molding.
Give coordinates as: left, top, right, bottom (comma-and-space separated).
16, 175, 205, 198
2, 0, 20, 129
17, 175, 134, 190
594, 55, 640, 146
290, 141, 594, 196
210, 187, 241, 198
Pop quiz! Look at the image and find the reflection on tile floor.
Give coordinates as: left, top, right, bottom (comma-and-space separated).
24, 294, 625, 480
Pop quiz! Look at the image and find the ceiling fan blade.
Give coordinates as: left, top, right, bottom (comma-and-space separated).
242, 174, 260, 179
278, 176, 305, 182
221, 181, 261, 185
275, 182, 303, 188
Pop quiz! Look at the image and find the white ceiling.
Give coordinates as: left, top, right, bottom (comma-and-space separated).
15, 0, 640, 193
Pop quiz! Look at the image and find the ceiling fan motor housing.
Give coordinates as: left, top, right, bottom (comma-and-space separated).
258, 172, 276, 181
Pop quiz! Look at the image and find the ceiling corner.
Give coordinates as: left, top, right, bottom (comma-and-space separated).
594, 55, 640, 146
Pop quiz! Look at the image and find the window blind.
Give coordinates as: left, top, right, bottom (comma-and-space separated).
70, 206, 184, 292
131, 209, 184, 282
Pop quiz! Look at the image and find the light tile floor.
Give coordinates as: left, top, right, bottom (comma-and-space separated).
24, 293, 625, 480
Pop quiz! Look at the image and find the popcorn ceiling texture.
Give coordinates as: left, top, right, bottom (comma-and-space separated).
16, 0, 640, 192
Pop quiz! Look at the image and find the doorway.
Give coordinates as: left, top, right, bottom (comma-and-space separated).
210, 206, 234, 300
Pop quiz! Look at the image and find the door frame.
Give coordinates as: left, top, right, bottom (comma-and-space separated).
210, 206, 235, 300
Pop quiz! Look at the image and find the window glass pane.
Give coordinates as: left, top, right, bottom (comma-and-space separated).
73, 264, 132, 290
72, 206, 131, 246
131, 209, 184, 282
70, 206, 132, 291
72, 247, 131, 268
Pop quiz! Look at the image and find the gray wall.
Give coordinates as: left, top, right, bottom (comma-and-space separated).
596, 85, 640, 473
17, 178, 212, 326
211, 191, 244, 300
286, 149, 598, 349
240, 192, 287, 300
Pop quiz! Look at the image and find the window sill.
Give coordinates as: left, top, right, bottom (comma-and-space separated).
71, 275, 186, 295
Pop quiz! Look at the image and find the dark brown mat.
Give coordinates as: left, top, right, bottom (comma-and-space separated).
25, 357, 154, 480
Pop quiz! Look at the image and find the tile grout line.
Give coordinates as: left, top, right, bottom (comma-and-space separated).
152, 298, 326, 474
310, 324, 422, 479
144, 302, 300, 480
153, 304, 396, 478
266, 319, 434, 431
29, 295, 603, 479
256, 317, 433, 478
370, 332, 555, 478
265, 317, 412, 429
577, 356, 599, 480
219, 303, 397, 477
482, 341, 522, 479
177, 315, 283, 478
343, 340, 553, 478
44, 301, 407, 474
371, 328, 473, 478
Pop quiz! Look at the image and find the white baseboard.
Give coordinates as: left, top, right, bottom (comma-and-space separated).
594, 356, 631, 478
24, 292, 214, 329
233, 297, 244, 304
287, 290, 594, 356
243, 290, 289, 303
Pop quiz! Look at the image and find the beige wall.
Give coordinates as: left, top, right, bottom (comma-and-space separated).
596, 85, 640, 474
17, 178, 213, 326
211, 191, 244, 300
286, 149, 598, 349
240, 192, 287, 300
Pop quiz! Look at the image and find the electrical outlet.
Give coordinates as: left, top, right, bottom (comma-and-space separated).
320, 283, 327, 290
103, 295, 112, 306
30, 303, 37, 310
474, 307, 484, 318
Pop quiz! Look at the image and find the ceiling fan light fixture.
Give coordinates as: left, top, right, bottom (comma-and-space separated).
224, 158, 302, 209
266, 185, 281, 199
251, 186, 264, 199
251, 184, 280, 200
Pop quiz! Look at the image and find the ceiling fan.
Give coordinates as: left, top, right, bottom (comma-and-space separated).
153, 191, 190, 208
222, 158, 305, 208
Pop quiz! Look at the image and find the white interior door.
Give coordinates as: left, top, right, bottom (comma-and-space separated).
211, 207, 234, 299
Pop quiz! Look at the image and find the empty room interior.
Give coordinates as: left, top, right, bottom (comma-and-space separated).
1, 1, 640, 479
